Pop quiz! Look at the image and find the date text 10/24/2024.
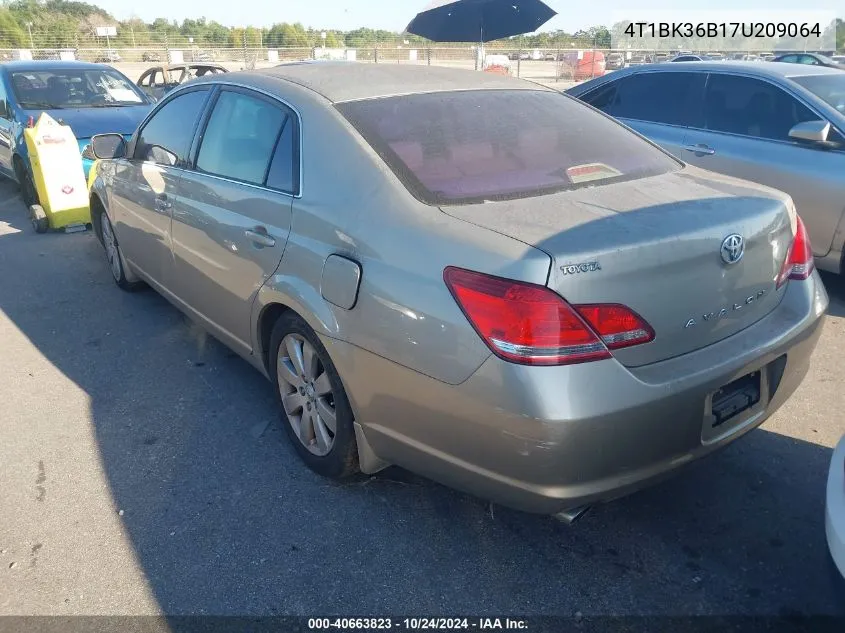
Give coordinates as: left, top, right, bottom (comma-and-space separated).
308, 618, 528, 631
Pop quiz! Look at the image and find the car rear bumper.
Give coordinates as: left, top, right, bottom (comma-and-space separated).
331, 273, 828, 515
826, 435, 845, 579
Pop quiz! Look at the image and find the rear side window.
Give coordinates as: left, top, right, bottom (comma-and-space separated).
612, 72, 705, 126
265, 117, 298, 194
337, 90, 680, 205
581, 81, 619, 113
704, 74, 819, 141
136, 89, 209, 166
196, 90, 287, 186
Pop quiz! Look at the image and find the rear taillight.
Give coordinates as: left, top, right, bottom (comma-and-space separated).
776, 215, 814, 288
443, 267, 654, 366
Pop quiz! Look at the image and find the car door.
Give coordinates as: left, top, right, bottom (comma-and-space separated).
682, 72, 845, 257
168, 86, 295, 355
580, 71, 706, 158
109, 87, 212, 289
0, 73, 14, 175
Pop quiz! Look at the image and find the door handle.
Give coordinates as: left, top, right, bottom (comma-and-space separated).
245, 227, 276, 248
684, 144, 716, 155
153, 194, 172, 213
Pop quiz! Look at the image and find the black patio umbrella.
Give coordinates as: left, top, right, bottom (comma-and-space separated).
406, 0, 557, 43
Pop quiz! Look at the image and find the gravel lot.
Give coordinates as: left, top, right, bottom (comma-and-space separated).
0, 177, 843, 617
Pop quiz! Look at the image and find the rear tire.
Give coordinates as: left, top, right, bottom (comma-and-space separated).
269, 313, 359, 479
29, 205, 48, 233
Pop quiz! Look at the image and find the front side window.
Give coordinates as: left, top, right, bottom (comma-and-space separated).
196, 90, 287, 186
10, 68, 148, 110
337, 89, 680, 205
704, 74, 819, 141
612, 72, 705, 126
135, 89, 210, 166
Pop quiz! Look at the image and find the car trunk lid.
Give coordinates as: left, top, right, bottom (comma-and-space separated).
440, 169, 795, 367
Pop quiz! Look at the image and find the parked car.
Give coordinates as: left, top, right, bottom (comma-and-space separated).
142, 51, 162, 62
827, 435, 845, 586
832, 55, 845, 65
137, 63, 228, 100
87, 63, 826, 520
95, 49, 121, 63
772, 53, 845, 70
567, 62, 845, 275
605, 52, 624, 70
653, 53, 670, 63
625, 54, 652, 67
543, 52, 557, 61
671, 55, 706, 62
0, 60, 153, 207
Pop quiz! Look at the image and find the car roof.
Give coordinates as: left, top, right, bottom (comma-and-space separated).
2, 60, 109, 72
214, 62, 547, 103
605, 60, 844, 80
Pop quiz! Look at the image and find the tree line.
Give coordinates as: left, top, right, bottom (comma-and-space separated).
0, 1, 841, 51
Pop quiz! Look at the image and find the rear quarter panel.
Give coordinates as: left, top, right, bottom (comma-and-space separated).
252, 83, 552, 387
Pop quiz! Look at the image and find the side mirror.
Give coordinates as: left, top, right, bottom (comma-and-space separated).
91, 133, 126, 159
788, 120, 830, 143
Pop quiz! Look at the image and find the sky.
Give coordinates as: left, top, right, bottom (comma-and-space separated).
93, 0, 845, 33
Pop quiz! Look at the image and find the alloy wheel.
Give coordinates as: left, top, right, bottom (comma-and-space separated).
276, 334, 337, 456
100, 214, 122, 282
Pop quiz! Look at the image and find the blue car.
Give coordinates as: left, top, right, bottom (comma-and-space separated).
0, 60, 153, 206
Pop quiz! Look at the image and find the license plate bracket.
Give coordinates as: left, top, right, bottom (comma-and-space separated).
711, 370, 761, 428
702, 367, 768, 443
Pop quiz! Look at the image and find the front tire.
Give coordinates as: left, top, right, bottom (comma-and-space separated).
99, 211, 142, 291
14, 159, 38, 208
269, 313, 359, 479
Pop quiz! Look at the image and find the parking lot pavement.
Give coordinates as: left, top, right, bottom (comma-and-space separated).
0, 177, 843, 617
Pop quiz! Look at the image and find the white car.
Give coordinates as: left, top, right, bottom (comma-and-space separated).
827, 434, 845, 582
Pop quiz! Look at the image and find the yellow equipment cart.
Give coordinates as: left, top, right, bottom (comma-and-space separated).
23, 112, 91, 233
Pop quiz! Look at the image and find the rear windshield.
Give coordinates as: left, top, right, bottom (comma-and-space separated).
337, 89, 680, 205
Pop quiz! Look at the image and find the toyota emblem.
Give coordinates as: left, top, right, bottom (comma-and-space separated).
720, 234, 744, 265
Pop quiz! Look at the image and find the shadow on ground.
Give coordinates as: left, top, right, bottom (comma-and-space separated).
0, 180, 842, 618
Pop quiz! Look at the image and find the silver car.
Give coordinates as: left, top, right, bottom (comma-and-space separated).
88, 63, 827, 520
567, 62, 845, 276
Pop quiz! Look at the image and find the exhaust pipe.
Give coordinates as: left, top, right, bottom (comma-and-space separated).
554, 505, 591, 525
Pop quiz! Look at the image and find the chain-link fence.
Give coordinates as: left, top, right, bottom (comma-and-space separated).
0, 42, 797, 87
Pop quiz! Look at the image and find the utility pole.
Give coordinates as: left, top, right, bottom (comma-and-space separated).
242, 29, 248, 68
26, 22, 34, 50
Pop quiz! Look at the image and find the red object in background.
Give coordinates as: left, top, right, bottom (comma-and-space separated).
561, 51, 606, 80
483, 65, 510, 76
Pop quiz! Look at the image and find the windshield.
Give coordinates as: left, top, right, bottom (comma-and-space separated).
337, 89, 680, 205
11, 68, 147, 109
792, 75, 845, 114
